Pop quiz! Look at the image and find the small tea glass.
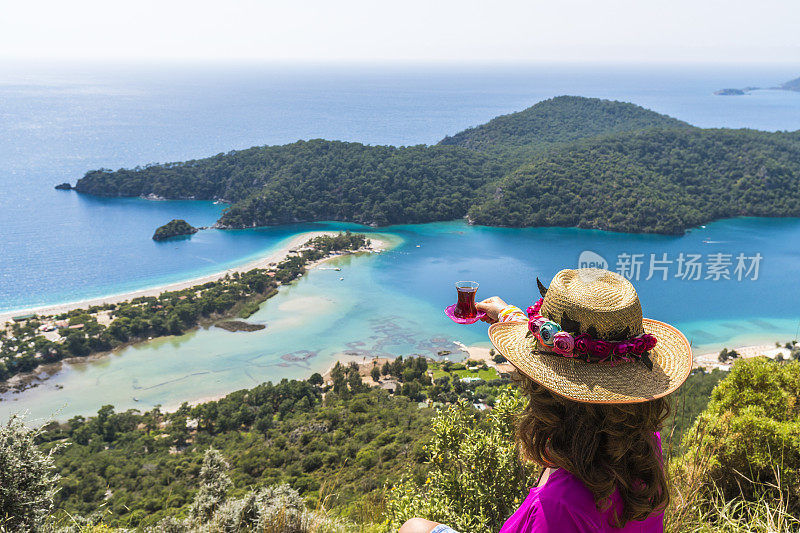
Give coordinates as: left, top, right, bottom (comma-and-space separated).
445, 280, 486, 324
454, 281, 479, 318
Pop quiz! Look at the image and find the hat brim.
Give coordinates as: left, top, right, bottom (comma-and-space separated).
488, 318, 692, 404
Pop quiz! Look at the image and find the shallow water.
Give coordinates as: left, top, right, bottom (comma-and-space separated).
3, 218, 800, 423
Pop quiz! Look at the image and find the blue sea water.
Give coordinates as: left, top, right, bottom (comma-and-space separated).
2, 63, 799, 311
1, 63, 800, 421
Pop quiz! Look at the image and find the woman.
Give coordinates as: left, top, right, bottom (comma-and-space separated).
401, 268, 692, 532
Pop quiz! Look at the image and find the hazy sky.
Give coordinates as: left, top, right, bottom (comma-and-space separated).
2, 0, 798, 64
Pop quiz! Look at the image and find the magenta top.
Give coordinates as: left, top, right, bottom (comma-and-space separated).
498, 434, 664, 533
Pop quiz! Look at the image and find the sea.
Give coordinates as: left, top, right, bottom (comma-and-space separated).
1, 62, 799, 422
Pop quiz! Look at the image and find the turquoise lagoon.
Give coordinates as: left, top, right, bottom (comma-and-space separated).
2, 63, 800, 421
2, 217, 800, 423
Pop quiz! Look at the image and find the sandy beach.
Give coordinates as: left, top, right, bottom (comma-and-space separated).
692, 343, 792, 370
0, 231, 389, 325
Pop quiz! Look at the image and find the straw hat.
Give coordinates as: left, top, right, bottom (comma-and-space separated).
488, 268, 692, 404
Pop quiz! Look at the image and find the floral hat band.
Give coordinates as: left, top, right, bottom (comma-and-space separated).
525, 297, 657, 370
489, 269, 692, 404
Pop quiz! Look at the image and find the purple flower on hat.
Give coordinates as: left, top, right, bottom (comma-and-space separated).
631, 336, 647, 354
573, 334, 591, 355
590, 339, 613, 359
553, 331, 575, 356
641, 334, 658, 352
539, 321, 561, 346
613, 342, 633, 357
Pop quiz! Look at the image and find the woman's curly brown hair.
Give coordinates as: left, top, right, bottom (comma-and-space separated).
514, 374, 670, 528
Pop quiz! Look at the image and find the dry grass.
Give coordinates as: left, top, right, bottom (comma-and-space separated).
665, 413, 799, 533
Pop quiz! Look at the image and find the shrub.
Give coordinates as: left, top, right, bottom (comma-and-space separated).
0, 415, 64, 531
189, 448, 232, 522
674, 358, 800, 515
385, 388, 538, 533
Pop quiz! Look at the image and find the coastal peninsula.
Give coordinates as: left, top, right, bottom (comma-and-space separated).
69, 96, 800, 236
152, 219, 198, 240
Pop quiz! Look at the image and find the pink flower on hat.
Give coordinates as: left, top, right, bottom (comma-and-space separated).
553, 331, 576, 356
528, 316, 546, 338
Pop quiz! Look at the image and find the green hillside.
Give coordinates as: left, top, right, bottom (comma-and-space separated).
438, 95, 690, 155
468, 128, 800, 234
215, 143, 507, 228
71, 96, 800, 235
75, 141, 507, 228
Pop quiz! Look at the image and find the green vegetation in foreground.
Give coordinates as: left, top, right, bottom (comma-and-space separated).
0, 232, 369, 385
72, 96, 800, 235
4, 358, 797, 532
152, 219, 198, 241
36, 356, 509, 528
388, 358, 800, 533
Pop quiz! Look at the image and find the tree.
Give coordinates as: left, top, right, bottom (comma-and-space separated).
371, 366, 381, 383
330, 362, 347, 396
0, 416, 64, 531
308, 372, 323, 387
347, 363, 364, 392
189, 448, 232, 522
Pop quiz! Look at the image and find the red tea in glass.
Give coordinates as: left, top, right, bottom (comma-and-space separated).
454, 281, 479, 319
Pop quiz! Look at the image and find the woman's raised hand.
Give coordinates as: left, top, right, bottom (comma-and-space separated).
476, 296, 508, 324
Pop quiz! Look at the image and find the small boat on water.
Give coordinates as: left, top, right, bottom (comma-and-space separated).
133, 397, 139, 402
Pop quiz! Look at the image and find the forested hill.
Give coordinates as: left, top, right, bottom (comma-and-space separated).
216, 143, 506, 227
72, 96, 800, 234
468, 128, 800, 234
75, 141, 507, 227
438, 96, 691, 155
